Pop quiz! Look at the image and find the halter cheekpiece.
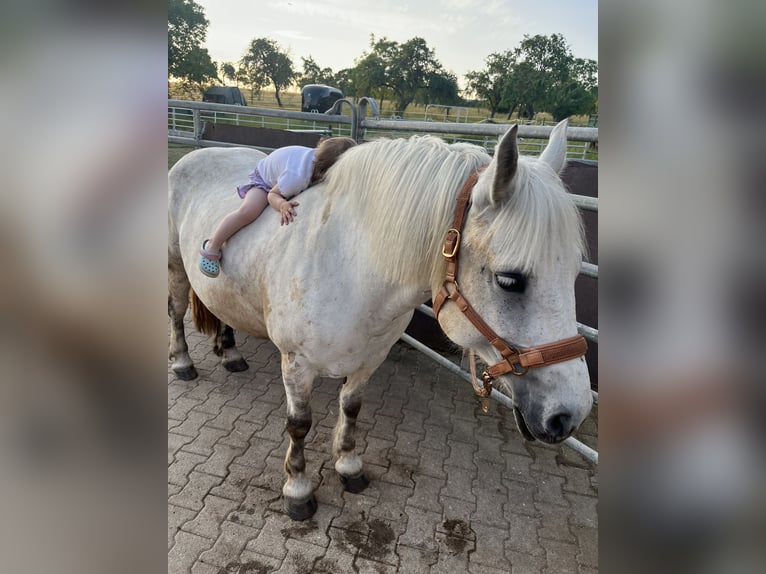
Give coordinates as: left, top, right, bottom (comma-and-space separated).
432, 168, 588, 403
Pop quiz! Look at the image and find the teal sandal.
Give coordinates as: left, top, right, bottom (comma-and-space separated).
199, 240, 222, 278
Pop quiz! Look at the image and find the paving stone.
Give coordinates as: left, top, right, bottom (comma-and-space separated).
503, 453, 535, 483
168, 397, 204, 421
355, 556, 399, 573
208, 463, 254, 502
192, 391, 234, 416
396, 409, 427, 435
505, 512, 544, 557
532, 474, 568, 507
190, 561, 220, 574
503, 479, 537, 517
369, 481, 414, 522
380, 453, 418, 488
469, 522, 512, 570
417, 447, 448, 479
397, 544, 439, 573
169, 483, 183, 497
357, 516, 406, 566
252, 412, 288, 443
445, 439, 478, 470
277, 501, 340, 548
172, 411, 213, 438
245, 513, 289, 560
234, 439, 281, 469
529, 446, 568, 478
169, 530, 215, 574
508, 550, 546, 574
313, 537, 357, 573
169, 432, 195, 462
229, 485, 280, 530
407, 473, 446, 511
363, 435, 396, 462
563, 467, 598, 497
169, 471, 224, 512
183, 380, 221, 402
536, 501, 577, 543
182, 495, 241, 540
424, 404, 453, 429
419, 424, 450, 452
564, 493, 598, 529
468, 563, 511, 574
541, 538, 580, 574
182, 426, 230, 457
367, 413, 402, 440
572, 525, 598, 568
228, 551, 282, 574
441, 464, 478, 503
196, 443, 246, 478
168, 450, 208, 487
198, 521, 262, 569
206, 405, 247, 433
437, 496, 476, 540
219, 419, 262, 449
430, 551, 470, 574
331, 493, 376, 532
169, 504, 198, 550
272, 538, 326, 573
240, 400, 281, 427
398, 505, 441, 551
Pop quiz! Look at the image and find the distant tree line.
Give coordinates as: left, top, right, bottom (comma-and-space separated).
168, 0, 596, 119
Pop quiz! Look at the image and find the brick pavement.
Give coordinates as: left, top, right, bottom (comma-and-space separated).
169, 316, 598, 573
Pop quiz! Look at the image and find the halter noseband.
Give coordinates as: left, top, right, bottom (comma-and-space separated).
432, 168, 588, 400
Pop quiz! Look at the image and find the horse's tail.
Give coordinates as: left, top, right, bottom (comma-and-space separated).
190, 289, 220, 336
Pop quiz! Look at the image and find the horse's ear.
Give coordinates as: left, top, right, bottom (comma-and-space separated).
491, 124, 518, 206
539, 119, 568, 174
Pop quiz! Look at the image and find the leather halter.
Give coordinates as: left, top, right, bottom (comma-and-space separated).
432, 168, 588, 400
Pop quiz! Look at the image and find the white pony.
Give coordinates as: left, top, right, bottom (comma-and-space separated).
168, 120, 592, 520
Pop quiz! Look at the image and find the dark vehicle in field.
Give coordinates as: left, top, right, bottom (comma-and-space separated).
203, 86, 248, 106
301, 84, 343, 113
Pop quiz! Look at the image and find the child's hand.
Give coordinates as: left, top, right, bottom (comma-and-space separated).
280, 201, 299, 226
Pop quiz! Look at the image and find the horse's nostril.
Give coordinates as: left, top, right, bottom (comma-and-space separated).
545, 411, 573, 441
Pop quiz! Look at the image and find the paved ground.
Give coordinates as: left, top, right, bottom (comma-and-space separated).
169, 316, 598, 573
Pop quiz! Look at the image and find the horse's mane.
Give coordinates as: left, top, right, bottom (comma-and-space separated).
324, 135, 584, 286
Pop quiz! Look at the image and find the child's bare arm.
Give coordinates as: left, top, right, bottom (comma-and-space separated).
267, 186, 300, 226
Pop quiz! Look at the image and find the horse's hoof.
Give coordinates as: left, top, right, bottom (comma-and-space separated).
222, 357, 249, 372
174, 365, 198, 380
284, 494, 317, 521
339, 471, 370, 494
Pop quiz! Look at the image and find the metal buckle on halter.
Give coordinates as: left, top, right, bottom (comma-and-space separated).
509, 362, 529, 376
441, 228, 461, 258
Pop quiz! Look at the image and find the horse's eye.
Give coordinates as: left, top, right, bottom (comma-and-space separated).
495, 272, 527, 293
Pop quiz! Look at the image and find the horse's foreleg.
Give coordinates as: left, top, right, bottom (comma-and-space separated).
213, 323, 249, 373
168, 258, 197, 380
333, 369, 373, 493
280, 354, 317, 521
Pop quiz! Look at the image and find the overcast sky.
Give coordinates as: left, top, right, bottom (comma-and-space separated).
195, 0, 597, 88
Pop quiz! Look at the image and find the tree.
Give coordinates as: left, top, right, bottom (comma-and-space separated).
465, 34, 598, 121
168, 0, 217, 93
219, 62, 237, 86
465, 51, 515, 118
239, 38, 297, 106
298, 56, 335, 88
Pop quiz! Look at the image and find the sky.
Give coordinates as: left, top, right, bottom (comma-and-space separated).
195, 0, 597, 90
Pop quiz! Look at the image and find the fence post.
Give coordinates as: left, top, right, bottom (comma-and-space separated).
357, 97, 380, 142
192, 109, 201, 142
324, 98, 358, 141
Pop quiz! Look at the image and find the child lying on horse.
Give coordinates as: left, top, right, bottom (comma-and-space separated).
199, 136, 357, 278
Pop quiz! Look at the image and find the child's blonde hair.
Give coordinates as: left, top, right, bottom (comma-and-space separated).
311, 137, 357, 183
